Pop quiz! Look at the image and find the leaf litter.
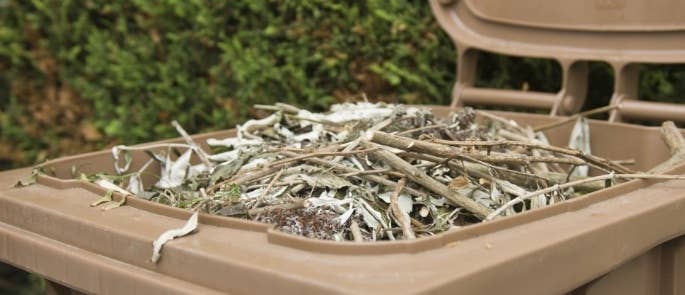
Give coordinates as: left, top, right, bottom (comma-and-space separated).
58, 102, 685, 260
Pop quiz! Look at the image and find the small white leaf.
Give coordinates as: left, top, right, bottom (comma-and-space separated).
530, 195, 547, 209
240, 158, 271, 170
242, 188, 265, 200
264, 186, 289, 201
112, 146, 132, 175
127, 175, 144, 195
187, 164, 209, 179
397, 194, 413, 214
96, 179, 132, 196
156, 149, 192, 189
293, 124, 324, 142
276, 125, 296, 138
377, 193, 412, 214
336, 208, 355, 225
377, 192, 392, 203
151, 211, 199, 263
305, 193, 350, 212
239, 113, 281, 135
359, 199, 386, 229
429, 197, 446, 207
568, 117, 591, 177
296, 172, 353, 189
324, 102, 394, 123
208, 149, 240, 162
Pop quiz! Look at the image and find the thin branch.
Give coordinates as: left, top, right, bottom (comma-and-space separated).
252, 169, 285, 209
171, 120, 213, 168
486, 173, 685, 220
362, 140, 492, 219
370, 131, 586, 166
650, 121, 685, 174
389, 177, 415, 240
429, 138, 634, 174
533, 105, 619, 131
271, 148, 379, 167
395, 124, 448, 136
279, 151, 430, 199
477, 111, 528, 134
401, 151, 604, 193
248, 199, 305, 217
350, 220, 364, 242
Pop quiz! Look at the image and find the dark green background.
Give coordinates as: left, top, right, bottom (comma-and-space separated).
2, 0, 684, 171
1, 0, 684, 292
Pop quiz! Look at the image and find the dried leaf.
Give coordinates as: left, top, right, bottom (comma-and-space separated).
90, 190, 113, 207
568, 117, 591, 177
112, 146, 133, 175
208, 149, 240, 162
261, 186, 289, 203
429, 197, 446, 207
96, 179, 133, 196
187, 164, 210, 180
156, 149, 192, 189
293, 124, 324, 142
151, 211, 199, 263
239, 113, 282, 136
448, 176, 470, 191
358, 199, 386, 230
306, 192, 350, 212
209, 148, 255, 185
325, 102, 394, 123
127, 175, 144, 195
336, 208, 355, 225
99, 197, 127, 211
378, 192, 413, 213
13, 174, 36, 188
530, 195, 547, 209
291, 172, 353, 189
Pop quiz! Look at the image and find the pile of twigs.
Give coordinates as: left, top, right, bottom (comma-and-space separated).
85, 102, 685, 242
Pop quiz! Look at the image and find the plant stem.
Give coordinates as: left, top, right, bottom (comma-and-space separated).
486, 173, 685, 220
362, 140, 492, 220
389, 178, 415, 240
533, 105, 619, 132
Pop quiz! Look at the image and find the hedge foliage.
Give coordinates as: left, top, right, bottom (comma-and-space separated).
1, 0, 684, 169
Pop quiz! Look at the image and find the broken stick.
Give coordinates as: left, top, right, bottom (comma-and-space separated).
361, 140, 492, 219
650, 121, 685, 174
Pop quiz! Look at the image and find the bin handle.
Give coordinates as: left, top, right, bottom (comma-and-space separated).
608, 63, 685, 123
451, 47, 589, 116
453, 50, 685, 123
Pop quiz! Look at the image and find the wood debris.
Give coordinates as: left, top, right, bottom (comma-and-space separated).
75, 102, 685, 242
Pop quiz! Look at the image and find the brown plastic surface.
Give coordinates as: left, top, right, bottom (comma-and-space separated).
430, 0, 685, 122
1, 106, 685, 294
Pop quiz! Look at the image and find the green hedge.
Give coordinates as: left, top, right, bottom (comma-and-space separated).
1, 0, 684, 169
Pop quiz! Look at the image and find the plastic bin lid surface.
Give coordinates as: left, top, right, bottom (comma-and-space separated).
431, 0, 685, 122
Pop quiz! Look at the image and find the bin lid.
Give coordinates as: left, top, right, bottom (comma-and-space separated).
465, 0, 685, 32
431, 0, 685, 122
432, 0, 685, 63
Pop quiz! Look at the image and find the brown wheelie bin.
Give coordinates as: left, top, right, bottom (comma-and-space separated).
1, 1, 685, 294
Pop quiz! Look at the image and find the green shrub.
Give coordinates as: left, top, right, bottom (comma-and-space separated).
1, 0, 684, 169
0, 0, 457, 168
